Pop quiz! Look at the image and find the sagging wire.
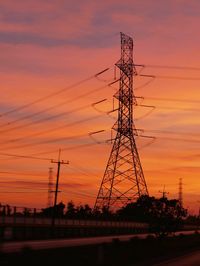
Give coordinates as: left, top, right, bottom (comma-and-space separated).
1, 97, 114, 146
135, 64, 200, 71
95, 67, 116, 83
106, 108, 118, 121
88, 130, 106, 144
0, 68, 110, 119
133, 64, 156, 90
139, 74, 200, 81
135, 77, 156, 90
0, 152, 52, 161
0, 83, 113, 134
135, 128, 157, 150
135, 104, 156, 120
91, 99, 108, 114
3, 132, 89, 151
135, 64, 200, 80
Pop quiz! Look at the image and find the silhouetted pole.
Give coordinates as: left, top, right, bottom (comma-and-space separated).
47, 167, 54, 207
179, 178, 183, 207
158, 185, 169, 199
51, 149, 69, 226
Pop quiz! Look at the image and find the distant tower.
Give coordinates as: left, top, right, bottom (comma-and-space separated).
179, 178, 183, 207
159, 185, 169, 199
94, 32, 148, 211
47, 167, 54, 207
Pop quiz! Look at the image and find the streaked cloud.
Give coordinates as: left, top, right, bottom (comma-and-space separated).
0, 0, 199, 213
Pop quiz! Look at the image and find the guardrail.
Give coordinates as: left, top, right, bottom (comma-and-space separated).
0, 204, 148, 229
0, 215, 148, 229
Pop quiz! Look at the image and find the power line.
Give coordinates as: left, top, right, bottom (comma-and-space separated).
0, 177, 48, 183
62, 190, 96, 199
28, 127, 199, 158
0, 68, 110, 118
0, 171, 46, 177
0, 84, 111, 135
0, 185, 48, 191
142, 129, 200, 138
141, 96, 200, 104
30, 140, 109, 157
0, 152, 52, 161
0, 100, 89, 128
2, 134, 105, 158
155, 106, 200, 112
0, 116, 110, 150
0, 190, 96, 198
0, 104, 92, 144
0, 138, 110, 159
135, 64, 200, 71
139, 74, 200, 80
0, 112, 113, 150
0, 83, 111, 131
3, 132, 89, 151
158, 136, 200, 144
67, 162, 98, 178
135, 77, 155, 90
138, 105, 200, 112
137, 128, 200, 142
143, 135, 200, 144
0, 191, 46, 193
0, 98, 110, 145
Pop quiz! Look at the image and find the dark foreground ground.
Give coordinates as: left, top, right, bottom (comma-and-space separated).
0, 233, 199, 266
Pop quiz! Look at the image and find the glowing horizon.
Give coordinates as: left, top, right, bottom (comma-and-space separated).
0, 0, 199, 215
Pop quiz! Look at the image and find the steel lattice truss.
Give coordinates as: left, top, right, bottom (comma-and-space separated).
95, 32, 148, 210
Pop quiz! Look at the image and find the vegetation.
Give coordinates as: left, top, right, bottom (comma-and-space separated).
39, 195, 188, 236
0, 195, 195, 237
117, 195, 187, 237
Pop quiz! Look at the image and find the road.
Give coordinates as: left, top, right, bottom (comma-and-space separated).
154, 249, 200, 266
0, 233, 147, 253
0, 230, 196, 254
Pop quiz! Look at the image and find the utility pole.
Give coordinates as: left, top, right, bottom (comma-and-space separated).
159, 185, 169, 199
47, 167, 54, 207
51, 149, 69, 226
95, 32, 148, 211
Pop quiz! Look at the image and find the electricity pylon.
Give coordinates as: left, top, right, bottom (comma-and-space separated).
179, 178, 183, 207
95, 32, 148, 211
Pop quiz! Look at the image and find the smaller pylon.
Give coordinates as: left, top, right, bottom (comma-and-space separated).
159, 185, 169, 199
47, 167, 54, 207
179, 178, 183, 207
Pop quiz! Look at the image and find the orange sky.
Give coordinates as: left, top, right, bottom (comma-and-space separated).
0, 0, 199, 214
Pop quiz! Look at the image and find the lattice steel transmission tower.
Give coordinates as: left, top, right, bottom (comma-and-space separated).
95, 32, 148, 210
179, 178, 183, 207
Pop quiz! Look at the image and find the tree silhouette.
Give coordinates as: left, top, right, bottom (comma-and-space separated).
65, 201, 77, 218
117, 195, 187, 237
42, 202, 65, 218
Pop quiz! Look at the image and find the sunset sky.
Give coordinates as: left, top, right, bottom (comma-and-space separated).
0, 0, 199, 214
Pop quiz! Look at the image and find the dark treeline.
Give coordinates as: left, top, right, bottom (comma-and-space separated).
1, 195, 199, 237
42, 195, 188, 221
0, 195, 191, 222
40, 195, 200, 236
